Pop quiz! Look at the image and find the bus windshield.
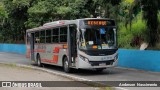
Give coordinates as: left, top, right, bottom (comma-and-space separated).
80, 27, 116, 50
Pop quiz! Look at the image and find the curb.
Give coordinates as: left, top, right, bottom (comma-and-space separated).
0, 62, 91, 81
115, 67, 160, 74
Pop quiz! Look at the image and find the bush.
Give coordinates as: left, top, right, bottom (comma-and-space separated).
118, 13, 148, 49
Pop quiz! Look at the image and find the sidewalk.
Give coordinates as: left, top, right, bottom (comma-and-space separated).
0, 64, 101, 90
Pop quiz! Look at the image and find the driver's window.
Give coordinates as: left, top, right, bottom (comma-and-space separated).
79, 29, 86, 49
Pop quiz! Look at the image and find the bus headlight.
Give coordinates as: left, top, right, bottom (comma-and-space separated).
79, 55, 89, 63
114, 54, 118, 61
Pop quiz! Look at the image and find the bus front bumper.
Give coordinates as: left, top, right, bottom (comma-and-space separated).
76, 57, 118, 69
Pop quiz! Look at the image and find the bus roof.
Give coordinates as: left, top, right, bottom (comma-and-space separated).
26, 20, 75, 32
26, 18, 115, 32
76, 18, 114, 20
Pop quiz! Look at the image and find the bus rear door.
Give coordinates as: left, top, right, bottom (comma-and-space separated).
29, 32, 35, 61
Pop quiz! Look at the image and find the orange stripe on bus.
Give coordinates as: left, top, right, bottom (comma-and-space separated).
53, 55, 58, 64
34, 49, 46, 53
53, 47, 60, 53
41, 59, 53, 63
41, 57, 58, 64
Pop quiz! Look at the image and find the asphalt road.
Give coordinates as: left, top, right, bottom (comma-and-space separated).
0, 52, 160, 90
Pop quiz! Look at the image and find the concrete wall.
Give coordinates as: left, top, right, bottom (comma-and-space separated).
118, 49, 160, 72
0, 44, 26, 55
0, 44, 159, 72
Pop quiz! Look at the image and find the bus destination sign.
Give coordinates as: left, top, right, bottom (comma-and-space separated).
84, 20, 115, 26
87, 20, 107, 26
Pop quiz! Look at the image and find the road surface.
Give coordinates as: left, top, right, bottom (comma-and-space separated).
0, 63, 97, 90
0, 52, 160, 90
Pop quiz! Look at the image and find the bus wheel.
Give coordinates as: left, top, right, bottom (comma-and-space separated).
63, 57, 71, 73
37, 54, 42, 67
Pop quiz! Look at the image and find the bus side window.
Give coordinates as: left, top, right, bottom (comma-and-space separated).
35, 32, 40, 43
40, 30, 45, 43
52, 28, 59, 43
46, 29, 51, 43
60, 27, 67, 42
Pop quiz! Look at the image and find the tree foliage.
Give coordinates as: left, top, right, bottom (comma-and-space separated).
0, 0, 159, 48
0, 2, 8, 19
141, 0, 159, 46
130, 0, 160, 46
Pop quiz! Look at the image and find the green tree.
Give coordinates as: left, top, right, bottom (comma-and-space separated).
0, 0, 32, 43
26, 0, 91, 28
0, 2, 8, 24
141, 0, 160, 46
0, 2, 8, 42
121, 0, 160, 47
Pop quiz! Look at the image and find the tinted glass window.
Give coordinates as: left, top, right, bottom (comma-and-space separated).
52, 28, 59, 43
52, 28, 59, 35
46, 30, 51, 43
52, 36, 59, 43
40, 30, 45, 43
60, 27, 67, 35
35, 32, 40, 43
60, 27, 67, 42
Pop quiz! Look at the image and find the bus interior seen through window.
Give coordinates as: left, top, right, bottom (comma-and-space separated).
80, 27, 115, 50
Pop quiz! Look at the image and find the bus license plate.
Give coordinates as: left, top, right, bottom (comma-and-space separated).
99, 63, 106, 66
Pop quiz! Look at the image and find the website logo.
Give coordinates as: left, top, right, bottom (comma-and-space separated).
2, 82, 11, 87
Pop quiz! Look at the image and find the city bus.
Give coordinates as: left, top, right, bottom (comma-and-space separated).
26, 18, 118, 73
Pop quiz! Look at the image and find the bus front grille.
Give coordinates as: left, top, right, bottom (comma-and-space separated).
83, 49, 118, 56
89, 60, 114, 66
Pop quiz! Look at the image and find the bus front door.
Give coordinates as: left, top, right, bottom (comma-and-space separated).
68, 25, 77, 67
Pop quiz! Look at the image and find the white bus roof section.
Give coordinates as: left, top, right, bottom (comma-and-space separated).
26, 20, 76, 32
76, 18, 113, 20
26, 18, 114, 32
43, 20, 71, 26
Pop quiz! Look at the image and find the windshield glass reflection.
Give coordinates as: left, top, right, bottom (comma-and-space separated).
79, 27, 116, 50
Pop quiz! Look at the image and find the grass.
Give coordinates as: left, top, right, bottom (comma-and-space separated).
0, 63, 33, 70
0, 63, 17, 67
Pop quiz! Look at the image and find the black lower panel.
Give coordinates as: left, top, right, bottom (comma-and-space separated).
81, 49, 118, 56
89, 60, 114, 66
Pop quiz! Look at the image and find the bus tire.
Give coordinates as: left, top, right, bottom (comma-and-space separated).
63, 57, 71, 73
37, 54, 42, 67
